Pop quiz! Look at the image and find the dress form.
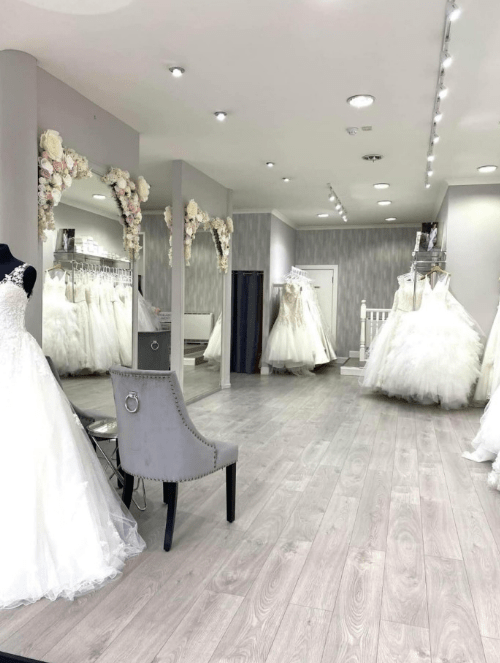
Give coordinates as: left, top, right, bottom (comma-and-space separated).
0, 244, 37, 296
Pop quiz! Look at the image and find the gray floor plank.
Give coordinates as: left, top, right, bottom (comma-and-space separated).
376, 620, 431, 663
265, 604, 330, 663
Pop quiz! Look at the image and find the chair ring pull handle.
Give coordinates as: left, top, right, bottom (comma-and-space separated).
125, 391, 140, 413
151, 340, 159, 351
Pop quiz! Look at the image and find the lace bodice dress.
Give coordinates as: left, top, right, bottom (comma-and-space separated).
0, 264, 145, 609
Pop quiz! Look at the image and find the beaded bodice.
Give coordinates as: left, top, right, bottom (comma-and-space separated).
396, 276, 424, 312
0, 264, 29, 337
278, 282, 304, 327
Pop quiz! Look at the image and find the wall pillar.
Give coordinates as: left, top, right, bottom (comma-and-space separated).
0, 50, 40, 340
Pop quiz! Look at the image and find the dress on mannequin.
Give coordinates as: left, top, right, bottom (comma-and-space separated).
474, 295, 500, 402
0, 260, 145, 609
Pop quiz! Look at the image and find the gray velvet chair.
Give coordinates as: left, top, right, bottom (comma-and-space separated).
110, 366, 238, 551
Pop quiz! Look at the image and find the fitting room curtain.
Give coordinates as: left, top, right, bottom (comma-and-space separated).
231, 270, 264, 374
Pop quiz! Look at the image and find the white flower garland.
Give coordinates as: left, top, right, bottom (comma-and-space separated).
38, 130, 92, 241
102, 168, 150, 258
164, 201, 233, 272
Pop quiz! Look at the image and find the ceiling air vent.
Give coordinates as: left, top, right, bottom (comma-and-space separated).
361, 126, 373, 131
362, 154, 383, 162
346, 127, 358, 136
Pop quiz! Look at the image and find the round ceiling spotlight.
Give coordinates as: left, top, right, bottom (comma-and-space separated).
426, 183, 431, 189
282, 177, 290, 182
335, 204, 341, 210
385, 217, 396, 221
434, 111, 443, 123
362, 154, 383, 162
317, 213, 329, 218
478, 165, 498, 173
377, 200, 392, 206
347, 95, 375, 108
266, 162, 275, 168
214, 111, 227, 121
432, 134, 440, 145
427, 154, 435, 162
448, 2, 461, 21
373, 183, 390, 190
93, 194, 106, 200
329, 194, 336, 202
169, 67, 185, 78
427, 170, 434, 177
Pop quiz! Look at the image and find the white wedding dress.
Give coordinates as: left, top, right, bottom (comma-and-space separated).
463, 384, 500, 492
363, 274, 424, 391
204, 312, 222, 365
383, 274, 483, 409
0, 263, 145, 610
475, 295, 500, 402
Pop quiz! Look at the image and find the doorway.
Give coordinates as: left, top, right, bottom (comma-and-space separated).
297, 264, 339, 348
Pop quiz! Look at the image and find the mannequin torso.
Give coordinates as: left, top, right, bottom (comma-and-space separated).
0, 244, 37, 296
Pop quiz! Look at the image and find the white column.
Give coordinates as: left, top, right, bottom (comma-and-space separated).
170, 160, 185, 386
0, 50, 40, 340
220, 189, 233, 389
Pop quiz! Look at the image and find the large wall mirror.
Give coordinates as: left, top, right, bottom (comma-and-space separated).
41, 172, 134, 415
183, 229, 223, 401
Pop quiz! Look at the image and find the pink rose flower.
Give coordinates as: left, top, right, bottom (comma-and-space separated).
53, 161, 63, 172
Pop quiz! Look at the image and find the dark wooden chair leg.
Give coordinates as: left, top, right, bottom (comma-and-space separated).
226, 463, 236, 523
116, 445, 124, 489
163, 482, 178, 552
122, 472, 134, 509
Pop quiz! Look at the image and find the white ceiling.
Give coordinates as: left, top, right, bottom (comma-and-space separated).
3, 0, 500, 228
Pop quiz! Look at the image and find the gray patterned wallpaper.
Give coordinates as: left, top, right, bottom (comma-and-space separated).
142, 213, 171, 311
296, 226, 418, 356
185, 230, 223, 318
270, 215, 297, 325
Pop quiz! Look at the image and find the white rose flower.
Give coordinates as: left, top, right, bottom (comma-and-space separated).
117, 177, 127, 190
40, 158, 53, 174
125, 186, 131, 195
39, 177, 47, 185
40, 130, 63, 160
136, 212, 142, 222
65, 154, 74, 170
63, 174, 72, 188
186, 199, 198, 218
51, 173, 62, 186
227, 217, 234, 233
52, 189, 62, 205
136, 176, 150, 202
186, 226, 193, 236
164, 206, 172, 228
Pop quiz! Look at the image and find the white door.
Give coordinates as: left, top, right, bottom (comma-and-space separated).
297, 265, 338, 347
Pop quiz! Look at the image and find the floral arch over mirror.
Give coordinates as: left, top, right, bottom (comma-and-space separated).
37, 129, 150, 257
164, 200, 233, 273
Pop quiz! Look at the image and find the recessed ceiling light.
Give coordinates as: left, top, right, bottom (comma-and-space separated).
266, 162, 275, 168
93, 194, 106, 200
427, 154, 435, 162
385, 217, 396, 221
438, 85, 448, 100
169, 66, 185, 78
317, 213, 329, 218
347, 94, 375, 108
477, 165, 498, 173
373, 183, 390, 190
434, 111, 443, 123
377, 200, 392, 206
442, 50, 453, 69
283, 177, 290, 182
449, 3, 461, 21
214, 111, 227, 121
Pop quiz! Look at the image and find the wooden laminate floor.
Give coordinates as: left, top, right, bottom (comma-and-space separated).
2, 366, 500, 663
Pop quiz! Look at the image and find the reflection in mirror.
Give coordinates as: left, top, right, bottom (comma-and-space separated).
183, 229, 223, 402
41, 175, 133, 416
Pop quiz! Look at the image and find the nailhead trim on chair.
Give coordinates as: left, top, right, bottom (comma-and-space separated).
117, 462, 233, 484
110, 368, 220, 474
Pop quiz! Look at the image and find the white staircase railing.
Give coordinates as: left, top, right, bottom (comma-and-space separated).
359, 301, 391, 362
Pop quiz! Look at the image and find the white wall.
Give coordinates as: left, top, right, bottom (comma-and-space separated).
446, 184, 500, 335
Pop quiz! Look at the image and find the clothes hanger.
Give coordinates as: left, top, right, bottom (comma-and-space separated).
426, 265, 450, 276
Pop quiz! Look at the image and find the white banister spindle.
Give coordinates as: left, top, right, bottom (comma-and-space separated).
360, 300, 367, 362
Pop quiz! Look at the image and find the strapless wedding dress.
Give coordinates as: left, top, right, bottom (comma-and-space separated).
0, 263, 145, 610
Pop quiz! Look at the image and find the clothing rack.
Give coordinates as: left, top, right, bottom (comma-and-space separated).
411, 250, 447, 310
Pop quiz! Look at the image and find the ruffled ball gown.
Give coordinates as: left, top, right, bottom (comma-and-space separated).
383, 274, 482, 409
86, 280, 114, 373
463, 384, 500, 492
0, 263, 145, 610
474, 295, 500, 402
138, 292, 161, 332
113, 284, 132, 367
363, 274, 424, 391
42, 272, 83, 375
302, 282, 336, 364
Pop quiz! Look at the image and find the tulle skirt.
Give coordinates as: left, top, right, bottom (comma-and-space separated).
262, 320, 316, 370
204, 314, 222, 364
383, 301, 482, 409
0, 331, 145, 609
42, 294, 83, 376
362, 310, 403, 390
463, 386, 500, 462
475, 304, 500, 402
